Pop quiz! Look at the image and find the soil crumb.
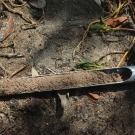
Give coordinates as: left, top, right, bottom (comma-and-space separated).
0, 71, 123, 95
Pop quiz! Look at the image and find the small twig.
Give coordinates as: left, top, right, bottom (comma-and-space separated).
117, 36, 135, 67
0, 63, 11, 75
107, 0, 113, 12
8, 0, 26, 7
117, 51, 129, 67
9, 65, 26, 78
0, 0, 36, 24
113, 0, 127, 18
0, 53, 24, 58
21, 23, 37, 30
96, 51, 124, 63
20, 8, 45, 30
111, 27, 135, 32
0, 41, 14, 48
46, 67, 56, 74
38, 8, 45, 23
72, 20, 100, 59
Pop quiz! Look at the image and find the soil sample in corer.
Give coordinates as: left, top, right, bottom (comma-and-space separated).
0, 71, 123, 95
89, 71, 123, 85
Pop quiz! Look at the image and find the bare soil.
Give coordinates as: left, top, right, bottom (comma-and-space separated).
0, 0, 135, 134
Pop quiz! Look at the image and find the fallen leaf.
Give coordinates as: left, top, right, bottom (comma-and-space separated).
94, 0, 101, 8
32, 67, 39, 77
57, 93, 70, 110
105, 16, 128, 27
28, 0, 46, 9
88, 92, 100, 100
0, 16, 14, 41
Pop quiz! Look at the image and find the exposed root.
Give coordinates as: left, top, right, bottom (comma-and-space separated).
8, 0, 26, 7
96, 51, 125, 63
0, 0, 36, 24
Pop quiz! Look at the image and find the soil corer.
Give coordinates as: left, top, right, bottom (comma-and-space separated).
0, 66, 135, 96
94, 66, 135, 85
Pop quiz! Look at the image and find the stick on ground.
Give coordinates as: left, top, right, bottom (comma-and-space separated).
117, 36, 135, 67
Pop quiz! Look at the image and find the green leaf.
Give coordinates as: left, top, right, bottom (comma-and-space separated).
71, 67, 78, 71
100, 16, 105, 24
73, 60, 102, 71
89, 24, 110, 32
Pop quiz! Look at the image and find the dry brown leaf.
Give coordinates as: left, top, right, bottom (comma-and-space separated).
88, 92, 100, 100
104, 16, 128, 26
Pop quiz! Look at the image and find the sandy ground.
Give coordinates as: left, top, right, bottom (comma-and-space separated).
0, 0, 135, 134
